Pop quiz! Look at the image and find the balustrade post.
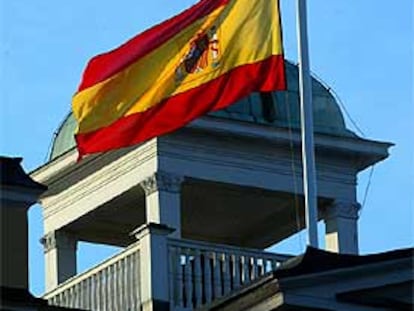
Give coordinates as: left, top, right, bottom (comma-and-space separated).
203, 251, 213, 304
194, 249, 203, 308
251, 256, 258, 280
174, 247, 184, 308
222, 253, 231, 295
184, 249, 193, 308
133, 222, 175, 311
213, 253, 222, 299
232, 254, 241, 289
241, 255, 249, 285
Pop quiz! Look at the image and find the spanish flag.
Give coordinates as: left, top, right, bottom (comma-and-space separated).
73, 0, 286, 158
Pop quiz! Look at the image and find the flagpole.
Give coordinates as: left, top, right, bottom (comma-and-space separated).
296, 0, 319, 248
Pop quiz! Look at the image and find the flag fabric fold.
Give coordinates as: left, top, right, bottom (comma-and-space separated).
73, 0, 286, 158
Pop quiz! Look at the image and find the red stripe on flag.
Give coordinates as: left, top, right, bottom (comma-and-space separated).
78, 0, 230, 92
75, 55, 285, 157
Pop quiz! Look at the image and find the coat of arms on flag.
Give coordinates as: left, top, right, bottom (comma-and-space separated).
175, 25, 220, 83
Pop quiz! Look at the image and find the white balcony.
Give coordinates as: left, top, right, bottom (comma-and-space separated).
44, 234, 291, 311
44, 241, 141, 310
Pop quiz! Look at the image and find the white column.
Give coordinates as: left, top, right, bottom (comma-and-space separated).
140, 172, 183, 238
133, 223, 174, 311
41, 230, 77, 292
323, 200, 361, 255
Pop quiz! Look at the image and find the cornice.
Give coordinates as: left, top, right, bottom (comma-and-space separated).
31, 140, 155, 188
158, 136, 356, 186
42, 141, 157, 221
187, 117, 392, 170
30, 149, 78, 185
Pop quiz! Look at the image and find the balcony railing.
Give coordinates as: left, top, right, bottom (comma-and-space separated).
44, 237, 291, 311
43, 241, 141, 311
168, 238, 291, 310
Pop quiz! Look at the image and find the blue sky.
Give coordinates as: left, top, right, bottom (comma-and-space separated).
1, 0, 413, 296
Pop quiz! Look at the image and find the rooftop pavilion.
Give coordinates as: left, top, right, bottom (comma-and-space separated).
31, 61, 391, 310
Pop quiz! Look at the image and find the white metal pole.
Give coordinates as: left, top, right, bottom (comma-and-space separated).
296, 0, 319, 248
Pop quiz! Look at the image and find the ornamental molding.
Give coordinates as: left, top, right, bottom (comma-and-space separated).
40, 231, 77, 253
159, 138, 357, 185
323, 200, 361, 220
42, 141, 157, 220
140, 171, 184, 195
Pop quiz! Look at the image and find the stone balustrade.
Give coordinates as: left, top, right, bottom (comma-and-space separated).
44, 241, 141, 310
44, 237, 291, 311
168, 238, 291, 310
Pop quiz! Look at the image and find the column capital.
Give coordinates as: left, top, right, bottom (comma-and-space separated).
323, 200, 361, 220
40, 231, 77, 253
140, 171, 184, 195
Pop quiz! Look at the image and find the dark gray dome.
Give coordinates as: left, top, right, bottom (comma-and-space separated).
49, 61, 354, 160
